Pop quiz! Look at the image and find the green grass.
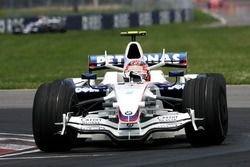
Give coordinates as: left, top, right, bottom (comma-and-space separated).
0, 10, 250, 88
0, 5, 132, 18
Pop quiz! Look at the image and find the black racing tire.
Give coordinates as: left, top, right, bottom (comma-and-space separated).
33, 80, 78, 152
183, 73, 228, 146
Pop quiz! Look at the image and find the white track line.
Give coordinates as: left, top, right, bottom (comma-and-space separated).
0, 133, 35, 153
0, 137, 34, 142
0, 153, 114, 160
0, 133, 33, 138
0, 144, 35, 151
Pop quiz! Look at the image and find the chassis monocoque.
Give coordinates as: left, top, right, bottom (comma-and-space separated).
33, 31, 228, 152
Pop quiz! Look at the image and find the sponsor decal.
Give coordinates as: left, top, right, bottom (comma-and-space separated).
75, 87, 100, 93
81, 118, 102, 124
89, 53, 186, 67
157, 123, 178, 128
90, 55, 124, 66
157, 115, 178, 122
81, 126, 105, 131
168, 84, 184, 90
125, 111, 133, 116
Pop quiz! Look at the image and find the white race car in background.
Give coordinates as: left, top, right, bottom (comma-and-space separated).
33, 31, 228, 152
12, 16, 66, 34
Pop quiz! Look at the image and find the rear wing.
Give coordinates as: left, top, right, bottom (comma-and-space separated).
88, 53, 187, 71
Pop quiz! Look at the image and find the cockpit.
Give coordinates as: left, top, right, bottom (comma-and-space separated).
124, 59, 149, 82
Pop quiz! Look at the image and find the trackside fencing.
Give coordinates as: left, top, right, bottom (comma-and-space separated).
0, 9, 192, 33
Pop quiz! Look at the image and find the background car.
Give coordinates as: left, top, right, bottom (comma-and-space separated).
12, 16, 67, 34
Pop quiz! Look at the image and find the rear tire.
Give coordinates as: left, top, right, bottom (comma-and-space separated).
183, 74, 228, 146
33, 80, 78, 152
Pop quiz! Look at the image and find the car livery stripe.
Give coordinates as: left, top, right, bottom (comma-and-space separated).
118, 109, 140, 123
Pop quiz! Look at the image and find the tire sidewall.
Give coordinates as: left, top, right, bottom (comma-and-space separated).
183, 74, 228, 146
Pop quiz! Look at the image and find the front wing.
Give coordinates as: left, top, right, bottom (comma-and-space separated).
60, 111, 197, 141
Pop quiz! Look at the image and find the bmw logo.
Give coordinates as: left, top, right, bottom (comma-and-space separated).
125, 111, 132, 115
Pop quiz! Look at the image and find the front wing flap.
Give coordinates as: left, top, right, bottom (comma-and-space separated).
63, 112, 193, 140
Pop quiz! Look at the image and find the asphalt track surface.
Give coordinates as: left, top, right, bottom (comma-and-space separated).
0, 107, 250, 167
0, 86, 250, 167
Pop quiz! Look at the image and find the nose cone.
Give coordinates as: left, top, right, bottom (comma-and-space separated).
115, 84, 146, 123
118, 98, 140, 123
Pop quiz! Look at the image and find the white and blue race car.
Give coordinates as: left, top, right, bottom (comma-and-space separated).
12, 16, 66, 34
33, 31, 228, 152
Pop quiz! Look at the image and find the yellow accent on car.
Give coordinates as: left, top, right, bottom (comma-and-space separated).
120, 31, 147, 36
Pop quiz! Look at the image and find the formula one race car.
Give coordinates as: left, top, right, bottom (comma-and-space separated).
12, 16, 66, 34
33, 31, 228, 152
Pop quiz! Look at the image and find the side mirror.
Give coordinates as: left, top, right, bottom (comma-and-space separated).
169, 70, 184, 77
81, 73, 97, 80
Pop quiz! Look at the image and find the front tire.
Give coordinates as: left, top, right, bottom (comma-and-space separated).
33, 80, 78, 152
183, 74, 228, 146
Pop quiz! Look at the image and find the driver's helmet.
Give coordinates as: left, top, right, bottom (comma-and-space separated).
124, 60, 149, 80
